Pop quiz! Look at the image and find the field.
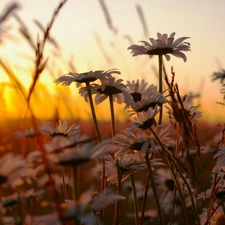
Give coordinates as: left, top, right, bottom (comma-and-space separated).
1, 1, 225, 225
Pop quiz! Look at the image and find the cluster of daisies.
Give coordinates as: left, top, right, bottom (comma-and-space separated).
0, 32, 225, 225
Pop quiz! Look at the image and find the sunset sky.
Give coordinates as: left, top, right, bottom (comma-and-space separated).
1, 0, 225, 122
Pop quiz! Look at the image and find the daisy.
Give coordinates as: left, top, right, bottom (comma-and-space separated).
129, 106, 160, 130
47, 136, 114, 166
199, 206, 225, 225
112, 129, 153, 157
211, 69, 225, 83
104, 153, 162, 184
166, 94, 202, 124
91, 190, 125, 211
80, 77, 132, 104
41, 120, 80, 137
54, 68, 120, 87
128, 32, 190, 62
212, 146, 225, 173
129, 89, 168, 115
59, 191, 100, 225
126, 79, 157, 104
0, 153, 30, 187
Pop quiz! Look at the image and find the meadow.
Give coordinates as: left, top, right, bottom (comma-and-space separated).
1, 1, 225, 225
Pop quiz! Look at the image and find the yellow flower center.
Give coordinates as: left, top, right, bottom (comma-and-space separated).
216, 214, 225, 225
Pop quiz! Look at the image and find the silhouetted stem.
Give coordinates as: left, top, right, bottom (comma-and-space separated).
140, 172, 150, 225
130, 174, 139, 225
86, 83, 101, 142
145, 153, 164, 225
72, 165, 79, 201
61, 166, 68, 200
158, 54, 163, 125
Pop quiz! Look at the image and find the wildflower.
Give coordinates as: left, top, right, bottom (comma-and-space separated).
155, 168, 194, 214
91, 190, 125, 211
211, 69, 225, 83
199, 206, 225, 225
155, 168, 175, 192
47, 136, 114, 166
54, 68, 120, 87
129, 106, 160, 130
59, 191, 100, 225
126, 79, 157, 105
41, 120, 80, 137
112, 129, 152, 157
212, 146, 225, 173
80, 77, 132, 104
129, 88, 168, 115
105, 153, 162, 184
15, 127, 37, 138
128, 32, 190, 62
166, 95, 202, 121
0, 153, 30, 187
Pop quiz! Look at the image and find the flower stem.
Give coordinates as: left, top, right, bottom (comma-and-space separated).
72, 165, 79, 200
158, 54, 163, 125
109, 94, 116, 136
130, 174, 139, 225
140, 172, 150, 225
86, 83, 102, 142
61, 165, 68, 200
145, 153, 165, 225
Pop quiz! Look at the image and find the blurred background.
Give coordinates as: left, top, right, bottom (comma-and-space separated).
1, 0, 225, 123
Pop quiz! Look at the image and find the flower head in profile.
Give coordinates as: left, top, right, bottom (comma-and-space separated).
166, 95, 202, 122
41, 120, 80, 137
80, 77, 132, 104
128, 32, 190, 62
54, 69, 120, 87
199, 206, 225, 225
104, 153, 162, 184
211, 69, 225, 83
129, 106, 160, 130
46, 136, 114, 166
112, 129, 152, 157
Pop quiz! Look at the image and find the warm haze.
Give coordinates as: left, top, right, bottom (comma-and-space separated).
0, 0, 225, 122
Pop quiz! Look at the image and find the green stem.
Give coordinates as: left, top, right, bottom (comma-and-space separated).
145, 153, 165, 225
130, 174, 139, 225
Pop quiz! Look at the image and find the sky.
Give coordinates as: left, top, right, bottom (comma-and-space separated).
1, 0, 225, 122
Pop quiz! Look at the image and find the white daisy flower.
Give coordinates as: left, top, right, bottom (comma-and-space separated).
41, 120, 80, 137
166, 95, 202, 121
125, 79, 157, 105
105, 153, 162, 184
112, 129, 153, 157
54, 68, 120, 87
0, 153, 30, 187
213, 146, 225, 173
129, 89, 168, 115
47, 136, 114, 166
128, 32, 190, 62
199, 206, 225, 225
79, 77, 132, 104
129, 106, 160, 130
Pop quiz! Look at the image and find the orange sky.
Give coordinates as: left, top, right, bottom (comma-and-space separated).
1, 0, 225, 123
